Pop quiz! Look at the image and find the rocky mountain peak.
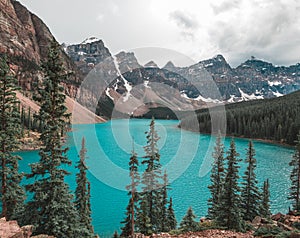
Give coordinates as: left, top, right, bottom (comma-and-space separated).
115, 51, 141, 73
163, 61, 176, 71
144, 60, 158, 68
66, 37, 111, 75
199, 54, 231, 69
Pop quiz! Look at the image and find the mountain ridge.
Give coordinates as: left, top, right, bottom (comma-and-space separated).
65, 38, 300, 118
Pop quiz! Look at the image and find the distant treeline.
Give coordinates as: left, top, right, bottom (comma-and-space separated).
180, 90, 300, 145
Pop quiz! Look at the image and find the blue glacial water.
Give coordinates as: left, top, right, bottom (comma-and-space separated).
17, 119, 294, 237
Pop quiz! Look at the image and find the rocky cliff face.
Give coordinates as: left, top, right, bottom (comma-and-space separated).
0, 0, 81, 97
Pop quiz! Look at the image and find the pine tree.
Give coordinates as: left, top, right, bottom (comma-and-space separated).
260, 179, 271, 218
75, 137, 95, 237
0, 55, 26, 222
207, 132, 225, 219
179, 207, 198, 232
160, 170, 170, 232
136, 194, 152, 235
241, 141, 261, 221
215, 139, 244, 231
165, 197, 177, 231
120, 143, 140, 237
25, 41, 80, 237
113, 231, 119, 238
289, 132, 300, 210
137, 117, 163, 234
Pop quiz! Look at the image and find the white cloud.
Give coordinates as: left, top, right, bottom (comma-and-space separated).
19, 0, 300, 67
96, 14, 104, 22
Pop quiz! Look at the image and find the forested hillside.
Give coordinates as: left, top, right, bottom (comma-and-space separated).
180, 90, 300, 145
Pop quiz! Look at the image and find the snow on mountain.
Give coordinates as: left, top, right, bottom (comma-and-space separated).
268, 81, 282, 86
239, 88, 264, 101
81, 37, 101, 44
272, 91, 284, 97
112, 55, 132, 102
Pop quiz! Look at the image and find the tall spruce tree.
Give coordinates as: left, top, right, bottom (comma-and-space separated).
160, 170, 170, 232
25, 41, 80, 237
75, 137, 95, 237
289, 132, 300, 210
120, 143, 140, 237
207, 132, 225, 219
137, 117, 163, 234
241, 141, 261, 221
260, 179, 271, 218
179, 207, 198, 232
165, 197, 177, 231
216, 139, 244, 231
0, 55, 25, 222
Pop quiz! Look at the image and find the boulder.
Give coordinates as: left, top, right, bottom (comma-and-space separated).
271, 212, 284, 221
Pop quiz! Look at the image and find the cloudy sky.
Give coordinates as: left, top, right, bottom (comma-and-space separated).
19, 0, 300, 67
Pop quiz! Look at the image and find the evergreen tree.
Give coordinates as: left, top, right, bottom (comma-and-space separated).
241, 141, 261, 221
207, 132, 225, 219
216, 139, 244, 231
160, 170, 170, 232
120, 143, 140, 237
179, 207, 198, 232
75, 137, 95, 237
137, 117, 163, 234
0, 55, 26, 222
136, 194, 152, 235
165, 197, 177, 231
25, 41, 80, 237
289, 132, 300, 210
260, 179, 271, 218
113, 231, 119, 238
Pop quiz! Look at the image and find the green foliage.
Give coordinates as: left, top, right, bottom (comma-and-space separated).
179, 207, 198, 232
253, 225, 283, 237
215, 139, 245, 231
20, 105, 42, 133
198, 220, 219, 230
25, 41, 80, 237
261, 179, 271, 218
241, 141, 261, 221
137, 117, 163, 234
75, 137, 95, 237
289, 132, 300, 210
0, 55, 26, 223
165, 197, 177, 231
207, 132, 225, 219
180, 90, 300, 145
120, 145, 140, 237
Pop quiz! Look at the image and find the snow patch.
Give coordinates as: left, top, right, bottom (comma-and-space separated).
194, 95, 223, 103
272, 91, 284, 97
181, 92, 222, 103
112, 55, 132, 102
239, 88, 264, 101
82, 37, 101, 44
227, 95, 236, 103
144, 81, 150, 88
268, 81, 282, 86
205, 63, 213, 67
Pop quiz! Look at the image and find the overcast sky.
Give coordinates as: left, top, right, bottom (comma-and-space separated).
19, 0, 300, 67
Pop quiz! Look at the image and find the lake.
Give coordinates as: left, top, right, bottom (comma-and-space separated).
17, 119, 294, 237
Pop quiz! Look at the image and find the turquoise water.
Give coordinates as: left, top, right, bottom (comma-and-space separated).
17, 119, 294, 237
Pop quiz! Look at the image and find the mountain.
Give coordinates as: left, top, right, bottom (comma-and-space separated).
65, 38, 300, 118
0, 0, 104, 123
